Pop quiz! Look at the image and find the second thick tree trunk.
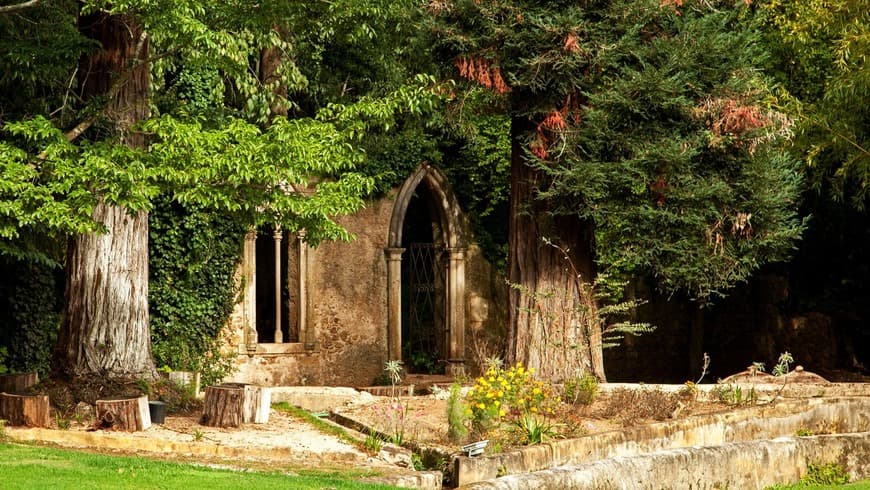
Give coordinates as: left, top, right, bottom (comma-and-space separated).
52, 13, 156, 381
507, 118, 605, 382
56, 203, 154, 380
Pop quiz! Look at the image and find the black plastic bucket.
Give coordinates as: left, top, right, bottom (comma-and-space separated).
148, 400, 166, 424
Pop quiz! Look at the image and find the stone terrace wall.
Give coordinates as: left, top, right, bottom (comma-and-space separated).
221, 189, 507, 388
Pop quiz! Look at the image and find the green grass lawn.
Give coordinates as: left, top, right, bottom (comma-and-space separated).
767, 481, 870, 489
0, 443, 401, 489
765, 480, 870, 490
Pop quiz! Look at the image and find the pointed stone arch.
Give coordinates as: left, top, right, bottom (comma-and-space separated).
385, 164, 467, 375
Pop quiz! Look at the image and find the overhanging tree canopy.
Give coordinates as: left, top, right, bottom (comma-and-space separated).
429, 0, 805, 380
0, 0, 439, 381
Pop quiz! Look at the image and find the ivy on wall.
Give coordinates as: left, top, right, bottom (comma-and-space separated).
0, 259, 61, 375
149, 195, 245, 386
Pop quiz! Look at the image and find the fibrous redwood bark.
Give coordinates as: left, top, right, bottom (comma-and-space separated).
52, 13, 156, 381
506, 118, 605, 382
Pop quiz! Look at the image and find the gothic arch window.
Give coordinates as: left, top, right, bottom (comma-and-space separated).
386, 164, 467, 375
241, 227, 314, 354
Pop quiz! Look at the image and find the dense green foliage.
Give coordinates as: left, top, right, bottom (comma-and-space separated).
148, 197, 243, 384
0, 444, 400, 489
1, 1, 453, 259
0, 0, 865, 381
0, 1, 90, 120
749, 0, 869, 364
429, 0, 805, 300
0, 260, 60, 374
441, 110, 512, 270
754, 0, 869, 207
0, 0, 448, 378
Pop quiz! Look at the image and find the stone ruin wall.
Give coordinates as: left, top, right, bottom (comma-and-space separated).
220, 189, 508, 388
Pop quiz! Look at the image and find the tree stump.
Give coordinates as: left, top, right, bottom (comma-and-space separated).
95, 395, 151, 431
201, 384, 243, 428
0, 372, 39, 393
0, 393, 50, 427
242, 384, 270, 424
201, 383, 270, 427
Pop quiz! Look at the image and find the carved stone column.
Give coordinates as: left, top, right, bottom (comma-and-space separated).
384, 248, 405, 362
298, 230, 313, 349
446, 247, 466, 376
243, 229, 258, 353
273, 226, 283, 343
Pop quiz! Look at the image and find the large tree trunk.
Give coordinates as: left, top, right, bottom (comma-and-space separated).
506, 117, 605, 382
260, 28, 288, 119
52, 13, 156, 381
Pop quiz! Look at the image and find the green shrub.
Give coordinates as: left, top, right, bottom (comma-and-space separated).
563, 373, 598, 406
446, 381, 469, 443
511, 413, 558, 445
0, 260, 61, 375
802, 462, 850, 486
0, 346, 8, 375
364, 429, 383, 454
714, 384, 758, 406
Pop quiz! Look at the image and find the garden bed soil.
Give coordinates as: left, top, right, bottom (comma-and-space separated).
7, 372, 869, 479
336, 387, 730, 453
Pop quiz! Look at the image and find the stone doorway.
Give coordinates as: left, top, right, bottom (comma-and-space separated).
386, 165, 467, 376
401, 185, 447, 374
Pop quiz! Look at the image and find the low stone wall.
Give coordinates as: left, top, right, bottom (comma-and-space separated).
269, 386, 373, 412
601, 381, 870, 402
463, 433, 870, 489
454, 397, 870, 486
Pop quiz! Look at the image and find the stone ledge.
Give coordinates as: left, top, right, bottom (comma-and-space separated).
463, 432, 870, 489
269, 386, 374, 412
454, 396, 870, 486
601, 381, 870, 402
5, 427, 358, 465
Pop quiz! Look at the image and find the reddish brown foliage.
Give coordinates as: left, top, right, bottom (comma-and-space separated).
563, 32, 580, 53
455, 55, 511, 94
650, 175, 668, 206
540, 110, 567, 132
530, 134, 549, 160
712, 100, 766, 137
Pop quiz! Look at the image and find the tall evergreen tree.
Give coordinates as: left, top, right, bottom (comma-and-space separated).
429, 0, 804, 380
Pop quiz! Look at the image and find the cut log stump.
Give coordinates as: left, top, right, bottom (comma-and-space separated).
202, 384, 243, 428
0, 392, 50, 427
242, 384, 271, 424
95, 395, 151, 432
0, 372, 39, 393
201, 383, 270, 428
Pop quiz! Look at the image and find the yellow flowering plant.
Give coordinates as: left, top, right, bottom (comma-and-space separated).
465, 362, 559, 432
